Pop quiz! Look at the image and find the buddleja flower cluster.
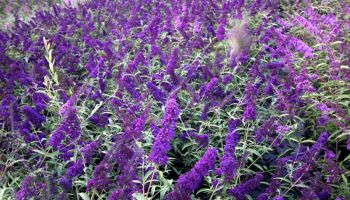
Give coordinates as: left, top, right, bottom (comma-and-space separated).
0, 0, 349, 200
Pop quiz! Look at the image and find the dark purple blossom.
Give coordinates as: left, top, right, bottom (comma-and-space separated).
166, 47, 180, 75
49, 104, 81, 160
22, 105, 46, 127
89, 112, 109, 127
182, 131, 209, 147
165, 148, 217, 199
59, 176, 72, 191
108, 189, 129, 200
0, 95, 21, 129
243, 83, 257, 121
228, 173, 264, 200
288, 37, 313, 58
323, 149, 343, 183
216, 21, 225, 41
292, 15, 320, 35
243, 105, 256, 121
216, 154, 237, 182
81, 140, 100, 164
148, 126, 174, 164
217, 123, 239, 182
202, 77, 219, 98
301, 189, 318, 200
317, 115, 330, 126
32, 92, 50, 112
222, 74, 233, 84
228, 119, 242, 133
257, 193, 269, 200
16, 176, 36, 200
146, 81, 166, 103
66, 159, 84, 178
149, 97, 179, 165
122, 76, 142, 101
317, 185, 331, 200
200, 103, 210, 121
316, 103, 333, 114
161, 97, 179, 127
308, 132, 329, 158
87, 162, 112, 190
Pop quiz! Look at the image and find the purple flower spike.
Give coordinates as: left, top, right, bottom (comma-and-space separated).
217, 120, 240, 182
16, 176, 36, 200
165, 148, 217, 200
243, 83, 257, 121
149, 97, 179, 165
228, 173, 264, 200
81, 141, 100, 164
308, 132, 329, 158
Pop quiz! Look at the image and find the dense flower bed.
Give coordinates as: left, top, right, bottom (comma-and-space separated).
0, 0, 349, 199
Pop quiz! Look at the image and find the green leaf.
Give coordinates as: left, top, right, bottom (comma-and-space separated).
342, 154, 350, 163
301, 139, 315, 144
132, 180, 143, 185
247, 148, 261, 157
275, 177, 293, 184
342, 174, 348, 187
0, 188, 7, 200
336, 94, 350, 101
295, 183, 309, 188
331, 41, 343, 46
334, 131, 350, 140
79, 193, 90, 200
132, 192, 146, 200
196, 188, 212, 195
181, 143, 195, 151
253, 163, 264, 171
143, 170, 154, 182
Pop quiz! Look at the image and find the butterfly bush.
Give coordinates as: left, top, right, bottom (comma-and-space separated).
0, 0, 349, 199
